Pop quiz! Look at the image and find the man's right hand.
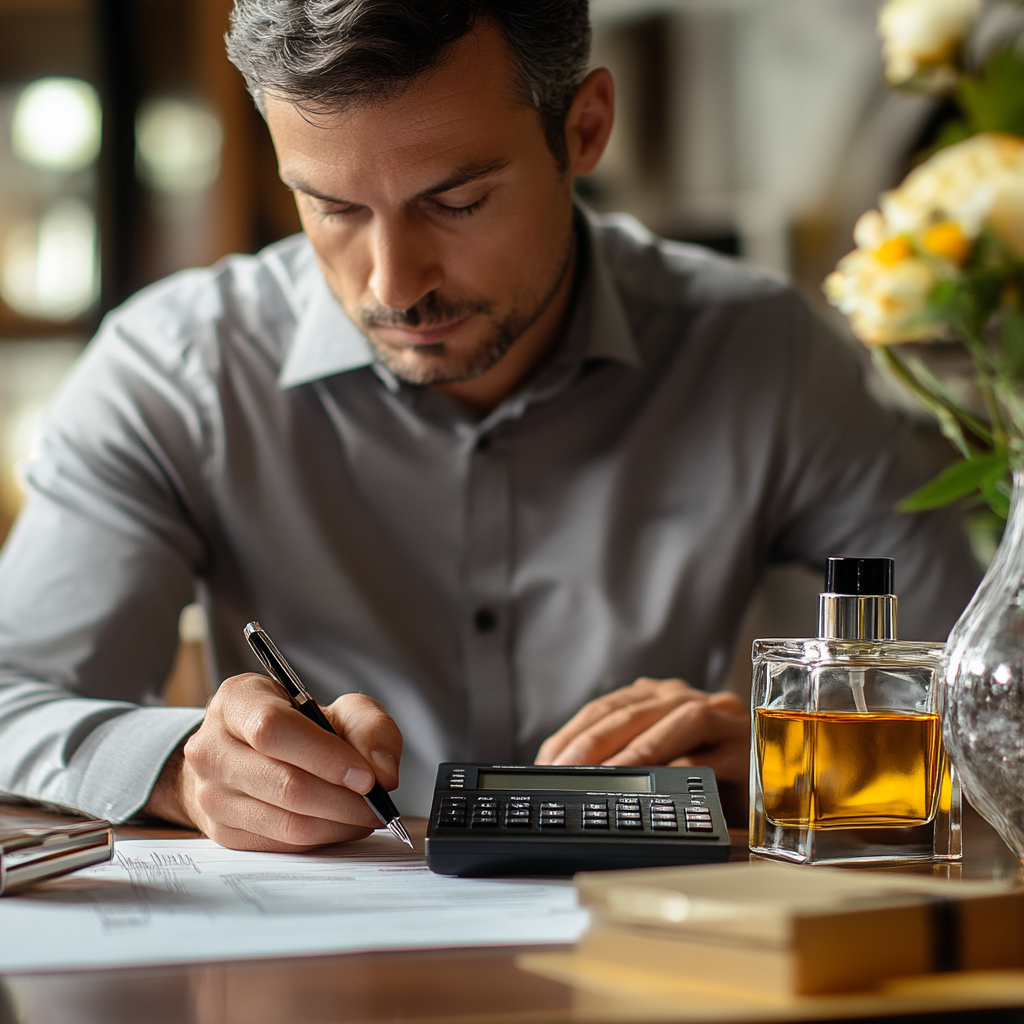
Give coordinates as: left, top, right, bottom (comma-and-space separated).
144, 673, 403, 852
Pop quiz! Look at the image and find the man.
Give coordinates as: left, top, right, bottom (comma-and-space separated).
0, 1, 979, 851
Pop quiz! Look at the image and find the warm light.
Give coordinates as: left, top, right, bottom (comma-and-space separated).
1, 200, 99, 321
11, 78, 102, 172
136, 98, 222, 195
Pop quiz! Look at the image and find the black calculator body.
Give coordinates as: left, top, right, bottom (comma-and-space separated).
424, 764, 730, 877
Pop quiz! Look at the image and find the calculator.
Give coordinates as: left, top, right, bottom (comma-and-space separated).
424, 763, 731, 876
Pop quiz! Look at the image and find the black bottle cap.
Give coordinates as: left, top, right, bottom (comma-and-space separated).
825, 557, 894, 596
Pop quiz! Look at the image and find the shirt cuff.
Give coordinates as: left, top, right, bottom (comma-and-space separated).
48, 706, 205, 822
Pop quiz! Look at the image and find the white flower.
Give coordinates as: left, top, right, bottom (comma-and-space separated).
881, 132, 1024, 255
879, 0, 981, 86
825, 247, 943, 347
825, 133, 1024, 348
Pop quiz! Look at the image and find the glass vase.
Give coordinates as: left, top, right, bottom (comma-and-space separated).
944, 470, 1024, 860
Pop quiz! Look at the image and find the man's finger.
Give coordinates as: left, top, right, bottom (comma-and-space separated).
326, 693, 403, 790
602, 700, 748, 770
197, 791, 375, 851
543, 696, 682, 766
186, 731, 381, 826
216, 674, 378, 794
536, 678, 702, 763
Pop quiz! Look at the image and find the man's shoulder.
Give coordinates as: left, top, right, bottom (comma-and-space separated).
107, 233, 318, 352
589, 210, 793, 311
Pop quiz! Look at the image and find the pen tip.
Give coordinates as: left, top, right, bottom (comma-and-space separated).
387, 818, 414, 849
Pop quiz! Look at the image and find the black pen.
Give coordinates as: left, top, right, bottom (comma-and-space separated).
243, 621, 413, 848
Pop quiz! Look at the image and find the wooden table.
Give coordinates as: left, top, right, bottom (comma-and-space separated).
1, 801, 1023, 1024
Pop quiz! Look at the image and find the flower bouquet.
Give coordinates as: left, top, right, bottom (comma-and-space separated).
825, 0, 1024, 859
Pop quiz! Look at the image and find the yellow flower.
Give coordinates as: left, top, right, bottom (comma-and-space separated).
878, 0, 980, 87
874, 236, 913, 266
922, 221, 972, 264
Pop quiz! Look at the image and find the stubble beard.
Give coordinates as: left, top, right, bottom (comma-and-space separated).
355, 231, 577, 387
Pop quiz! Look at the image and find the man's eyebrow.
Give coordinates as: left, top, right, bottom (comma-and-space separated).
281, 158, 510, 206
418, 158, 509, 197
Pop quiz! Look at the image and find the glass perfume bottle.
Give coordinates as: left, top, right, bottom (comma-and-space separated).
749, 557, 960, 865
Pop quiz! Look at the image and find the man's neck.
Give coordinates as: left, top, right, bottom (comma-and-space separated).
433, 235, 580, 418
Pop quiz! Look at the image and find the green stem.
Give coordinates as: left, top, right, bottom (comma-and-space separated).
958, 329, 1008, 446
876, 348, 991, 456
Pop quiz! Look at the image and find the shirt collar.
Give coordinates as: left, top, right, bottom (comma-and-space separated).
277, 203, 640, 390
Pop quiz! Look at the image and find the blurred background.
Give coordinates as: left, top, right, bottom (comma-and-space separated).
0, 0, 957, 702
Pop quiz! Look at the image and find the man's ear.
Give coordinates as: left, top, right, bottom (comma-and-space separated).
565, 68, 615, 178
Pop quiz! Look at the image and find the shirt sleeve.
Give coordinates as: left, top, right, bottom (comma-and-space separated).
0, 304, 213, 821
760, 293, 983, 640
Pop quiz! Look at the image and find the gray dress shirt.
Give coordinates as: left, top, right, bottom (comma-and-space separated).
0, 210, 981, 819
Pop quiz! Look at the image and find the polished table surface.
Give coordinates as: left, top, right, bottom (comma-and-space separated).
1, 801, 1023, 1024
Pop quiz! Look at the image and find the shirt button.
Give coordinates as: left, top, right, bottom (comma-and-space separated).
473, 607, 497, 633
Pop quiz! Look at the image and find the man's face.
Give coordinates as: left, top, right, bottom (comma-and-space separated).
265, 23, 578, 387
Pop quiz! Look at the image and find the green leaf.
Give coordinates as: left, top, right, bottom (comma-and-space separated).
981, 476, 1012, 519
957, 47, 1024, 136
897, 448, 1010, 512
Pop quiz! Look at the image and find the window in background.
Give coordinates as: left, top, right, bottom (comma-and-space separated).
0, 0, 101, 550
2, 78, 101, 322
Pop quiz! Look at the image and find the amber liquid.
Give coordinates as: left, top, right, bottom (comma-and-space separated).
755, 709, 944, 829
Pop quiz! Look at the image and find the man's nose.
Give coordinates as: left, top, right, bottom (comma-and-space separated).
367, 217, 443, 313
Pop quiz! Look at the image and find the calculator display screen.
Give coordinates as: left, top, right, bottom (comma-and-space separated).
476, 771, 653, 792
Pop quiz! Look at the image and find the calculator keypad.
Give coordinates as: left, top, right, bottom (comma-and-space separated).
539, 802, 566, 828
433, 790, 718, 837
471, 796, 499, 827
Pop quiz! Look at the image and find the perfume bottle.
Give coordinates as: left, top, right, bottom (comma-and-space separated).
749, 556, 960, 865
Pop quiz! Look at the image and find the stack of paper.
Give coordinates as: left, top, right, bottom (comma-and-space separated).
0, 833, 589, 971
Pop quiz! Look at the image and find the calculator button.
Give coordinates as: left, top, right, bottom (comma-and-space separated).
687, 823, 714, 832
584, 802, 608, 809
651, 820, 678, 830
582, 819, 609, 829
539, 818, 565, 828
615, 820, 643, 830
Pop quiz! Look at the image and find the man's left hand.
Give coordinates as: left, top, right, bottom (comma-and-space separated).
534, 677, 750, 819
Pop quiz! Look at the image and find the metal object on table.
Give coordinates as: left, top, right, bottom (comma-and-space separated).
0, 819, 113, 895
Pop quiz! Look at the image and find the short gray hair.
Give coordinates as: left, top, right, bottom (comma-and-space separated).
226, 1, 592, 170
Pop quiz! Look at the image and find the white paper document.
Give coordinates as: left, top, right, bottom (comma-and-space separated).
0, 833, 589, 971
